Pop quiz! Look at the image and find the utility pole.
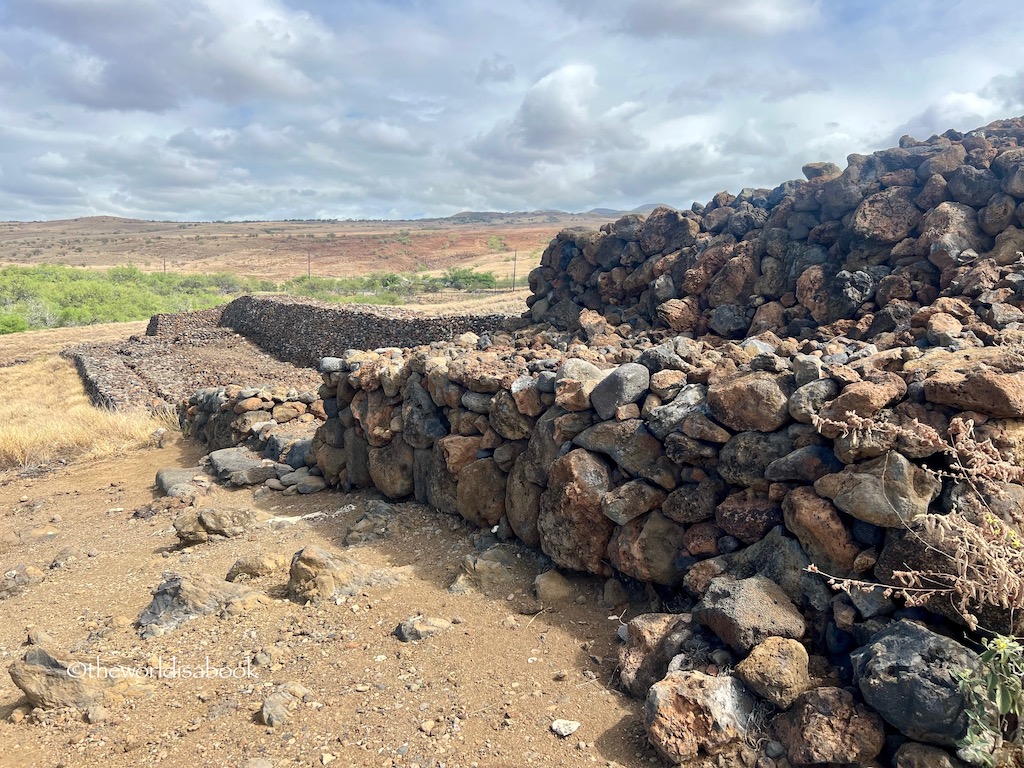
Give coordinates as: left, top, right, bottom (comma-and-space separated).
511, 250, 517, 293
306, 249, 311, 279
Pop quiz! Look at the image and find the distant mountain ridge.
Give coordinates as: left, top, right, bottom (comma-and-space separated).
27, 205, 674, 228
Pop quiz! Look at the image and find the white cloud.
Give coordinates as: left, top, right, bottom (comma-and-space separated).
0, 0, 1022, 220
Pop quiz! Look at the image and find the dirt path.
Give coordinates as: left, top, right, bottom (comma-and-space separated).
0, 440, 658, 768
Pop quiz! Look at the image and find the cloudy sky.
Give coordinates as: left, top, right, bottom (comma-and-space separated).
1, 0, 1023, 222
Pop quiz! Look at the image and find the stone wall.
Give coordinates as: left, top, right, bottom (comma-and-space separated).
177, 116, 1024, 765
183, 383, 325, 453
146, 306, 225, 338
64, 347, 159, 410
219, 295, 517, 367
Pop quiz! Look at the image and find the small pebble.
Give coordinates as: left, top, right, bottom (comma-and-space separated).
551, 719, 581, 738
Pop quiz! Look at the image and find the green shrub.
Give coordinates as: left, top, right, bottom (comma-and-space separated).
441, 267, 496, 290
956, 635, 1024, 767
0, 313, 28, 334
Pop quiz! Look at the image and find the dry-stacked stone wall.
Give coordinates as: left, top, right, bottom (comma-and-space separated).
178, 116, 1024, 766
146, 306, 225, 338
183, 383, 326, 453
219, 295, 516, 367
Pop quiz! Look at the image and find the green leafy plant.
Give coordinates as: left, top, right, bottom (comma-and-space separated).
441, 267, 496, 290
955, 635, 1024, 767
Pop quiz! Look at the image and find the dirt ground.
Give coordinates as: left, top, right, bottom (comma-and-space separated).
0, 213, 609, 281
0, 438, 663, 768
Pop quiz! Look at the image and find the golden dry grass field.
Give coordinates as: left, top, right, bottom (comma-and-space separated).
0, 354, 174, 471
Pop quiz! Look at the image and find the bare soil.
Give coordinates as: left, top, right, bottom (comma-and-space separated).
0, 441, 659, 768
0, 214, 606, 282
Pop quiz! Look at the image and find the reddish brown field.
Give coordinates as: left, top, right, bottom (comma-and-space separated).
0, 212, 611, 282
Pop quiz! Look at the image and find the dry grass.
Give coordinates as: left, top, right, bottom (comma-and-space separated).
0, 355, 173, 469
0, 320, 148, 367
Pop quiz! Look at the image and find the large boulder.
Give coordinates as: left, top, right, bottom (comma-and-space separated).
173, 507, 263, 545
537, 449, 614, 575
814, 451, 942, 528
718, 431, 793, 490
772, 687, 885, 765
734, 636, 811, 709
916, 202, 992, 270
601, 480, 666, 525
607, 511, 688, 586
136, 572, 269, 638
851, 620, 980, 747
504, 455, 543, 547
207, 447, 276, 486
923, 369, 1024, 418
590, 363, 651, 421
9, 647, 148, 710
401, 374, 448, 448
573, 419, 675, 490
715, 491, 782, 544
287, 546, 398, 604
782, 487, 860, 574
708, 372, 793, 432
817, 373, 908, 434
489, 389, 533, 440
645, 671, 754, 763
693, 575, 806, 653
368, 435, 415, 499
850, 186, 923, 245
456, 458, 507, 527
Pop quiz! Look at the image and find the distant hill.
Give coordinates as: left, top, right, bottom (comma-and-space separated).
629, 203, 673, 215
584, 203, 673, 217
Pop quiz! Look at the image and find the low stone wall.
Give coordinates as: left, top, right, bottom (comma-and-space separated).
63, 346, 160, 410
183, 383, 325, 452
218, 295, 517, 367
264, 303, 1023, 765
146, 306, 225, 338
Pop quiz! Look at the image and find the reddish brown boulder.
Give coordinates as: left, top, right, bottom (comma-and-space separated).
645, 671, 754, 763
715, 492, 782, 544
456, 458, 507, 527
656, 297, 701, 333
782, 487, 860, 573
707, 372, 793, 432
773, 687, 885, 765
537, 449, 613, 575
436, 435, 482, 474
608, 512, 687, 585
924, 368, 1024, 418
817, 373, 908, 436
850, 186, 923, 245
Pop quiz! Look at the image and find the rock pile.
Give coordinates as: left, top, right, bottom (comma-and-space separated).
528, 117, 1024, 349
